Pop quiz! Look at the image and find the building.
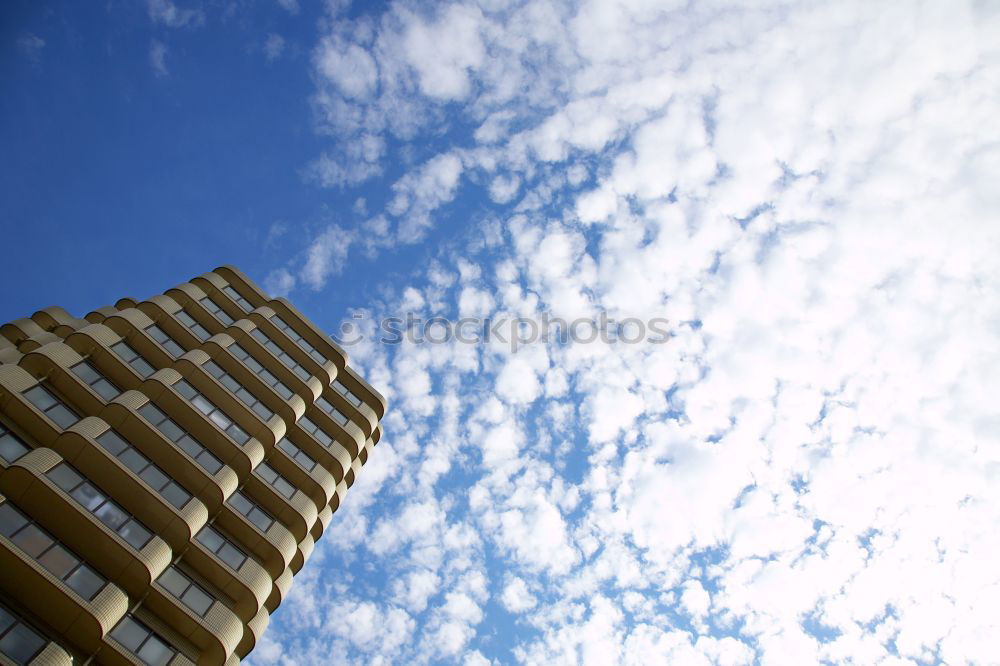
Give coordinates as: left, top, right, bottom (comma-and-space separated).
0, 266, 385, 665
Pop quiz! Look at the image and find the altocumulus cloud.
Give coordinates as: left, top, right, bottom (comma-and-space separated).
252, 0, 1000, 664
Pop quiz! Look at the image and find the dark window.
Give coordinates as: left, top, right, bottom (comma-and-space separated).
0, 604, 48, 665
173, 380, 249, 444
223, 285, 253, 313
228, 343, 295, 400
47, 463, 153, 549
195, 525, 247, 570
138, 403, 223, 474
270, 315, 328, 365
298, 416, 334, 448
71, 361, 121, 401
0, 503, 107, 600
0, 422, 30, 464
23, 386, 79, 429
202, 360, 274, 421
110, 616, 176, 666
199, 297, 234, 326
332, 379, 364, 408
145, 324, 185, 358
157, 567, 214, 616
250, 329, 311, 381
111, 341, 156, 377
175, 310, 210, 342
256, 463, 296, 499
228, 491, 274, 532
277, 438, 317, 472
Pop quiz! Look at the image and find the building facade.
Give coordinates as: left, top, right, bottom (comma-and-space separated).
0, 266, 385, 665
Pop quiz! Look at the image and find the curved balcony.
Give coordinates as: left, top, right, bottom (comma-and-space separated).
101, 393, 238, 514
235, 605, 270, 660
52, 418, 209, 552
144, 580, 243, 665
0, 496, 129, 655
184, 533, 271, 623
0, 448, 172, 595
214, 504, 296, 579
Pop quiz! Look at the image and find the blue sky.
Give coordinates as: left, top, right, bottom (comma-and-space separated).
3, 1, 1000, 665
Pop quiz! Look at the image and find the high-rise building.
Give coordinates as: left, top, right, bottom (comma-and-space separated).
0, 266, 385, 665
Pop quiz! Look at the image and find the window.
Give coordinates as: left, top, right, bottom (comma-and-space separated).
145, 325, 185, 358
228, 343, 294, 400
71, 361, 121, 401
277, 438, 316, 472
96, 430, 191, 509
157, 567, 215, 616
249, 329, 311, 381
332, 379, 363, 408
0, 422, 30, 464
228, 491, 274, 532
173, 380, 249, 444
223, 285, 253, 313
199, 297, 234, 326
195, 525, 247, 570
111, 341, 157, 378
47, 463, 153, 550
174, 309, 210, 342
202, 360, 274, 421
138, 403, 223, 475
23, 386, 79, 429
316, 397, 348, 427
110, 616, 176, 666
0, 503, 106, 600
298, 416, 334, 448
0, 603, 48, 665
256, 462, 296, 499
270, 315, 327, 365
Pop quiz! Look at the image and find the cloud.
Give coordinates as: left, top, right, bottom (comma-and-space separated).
264, 33, 285, 61
146, 0, 204, 28
16, 33, 45, 62
275, 0, 299, 14
149, 40, 169, 77
256, 0, 1000, 664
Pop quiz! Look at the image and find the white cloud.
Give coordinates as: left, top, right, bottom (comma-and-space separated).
264, 33, 285, 61
147, 0, 204, 28
300, 225, 352, 289
149, 40, 169, 77
260, 0, 1000, 664
275, 0, 299, 14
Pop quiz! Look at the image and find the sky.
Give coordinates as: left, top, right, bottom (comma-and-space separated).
2, 0, 1000, 664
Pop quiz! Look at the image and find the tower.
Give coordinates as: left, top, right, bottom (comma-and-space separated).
0, 266, 384, 665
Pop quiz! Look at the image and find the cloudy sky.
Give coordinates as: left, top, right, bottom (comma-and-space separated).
3, 0, 1000, 664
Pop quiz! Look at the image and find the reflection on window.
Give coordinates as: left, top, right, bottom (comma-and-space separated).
145, 325, 185, 358
256, 462, 296, 499
96, 430, 191, 509
199, 297, 234, 326
228, 491, 275, 532
175, 309, 210, 342
249, 329, 311, 381
316, 397, 348, 427
157, 566, 215, 616
202, 360, 274, 421
0, 602, 48, 665
71, 361, 121, 401
0, 502, 107, 600
138, 403, 223, 474
111, 341, 156, 378
0, 422, 30, 464
223, 285, 253, 313
332, 379, 364, 408
298, 416, 334, 448
173, 380, 249, 444
47, 463, 153, 550
228, 343, 294, 400
195, 525, 247, 570
277, 438, 316, 472
23, 386, 79, 429
270, 315, 327, 365
110, 615, 177, 666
